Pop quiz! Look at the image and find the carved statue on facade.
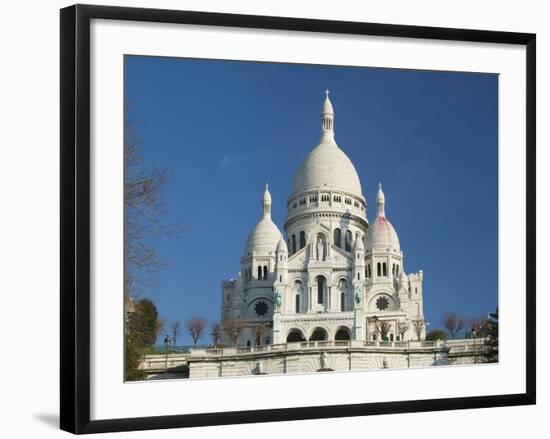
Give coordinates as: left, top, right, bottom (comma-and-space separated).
274, 288, 282, 311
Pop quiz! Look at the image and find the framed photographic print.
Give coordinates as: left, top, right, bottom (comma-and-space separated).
60, 4, 536, 434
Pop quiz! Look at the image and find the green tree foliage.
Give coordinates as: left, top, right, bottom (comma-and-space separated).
125, 298, 162, 381
128, 299, 161, 347
425, 329, 448, 341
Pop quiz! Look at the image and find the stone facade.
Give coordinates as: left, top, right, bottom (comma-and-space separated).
220, 92, 426, 350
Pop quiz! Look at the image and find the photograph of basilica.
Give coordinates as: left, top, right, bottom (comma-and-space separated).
184, 92, 491, 379
124, 56, 498, 381
220, 92, 424, 346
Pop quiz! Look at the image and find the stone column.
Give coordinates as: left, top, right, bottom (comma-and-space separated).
354, 306, 364, 341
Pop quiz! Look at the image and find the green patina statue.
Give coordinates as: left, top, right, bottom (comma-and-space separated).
274, 288, 282, 310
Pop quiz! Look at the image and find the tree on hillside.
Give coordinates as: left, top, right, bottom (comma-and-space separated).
124, 114, 169, 301
186, 317, 208, 346
469, 316, 489, 338
125, 298, 163, 381
210, 321, 222, 346
484, 307, 499, 363
373, 318, 391, 341
442, 312, 465, 339
398, 322, 409, 341
412, 319, 425, 341
123, 108, 179, 380
171, 320, 181, 348
252, 321, 270, 346
426, 329, 448, 341
223, 319, 245, 347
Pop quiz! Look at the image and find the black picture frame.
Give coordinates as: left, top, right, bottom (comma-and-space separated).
60, 4, 536, 434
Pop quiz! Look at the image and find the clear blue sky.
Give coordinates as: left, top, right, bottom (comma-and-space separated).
125, 56, 498, 346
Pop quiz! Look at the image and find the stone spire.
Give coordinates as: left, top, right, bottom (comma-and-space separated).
263, 183, 272, 218
376, 182, 385, 217
321, 89, 335, 142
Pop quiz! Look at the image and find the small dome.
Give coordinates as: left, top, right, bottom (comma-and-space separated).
365, 183, 400, 251
245, 217, 281, 256
276, 236, 288, 253
365, 215, 400, 251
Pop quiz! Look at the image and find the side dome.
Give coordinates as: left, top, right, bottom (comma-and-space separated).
244, 184, 282, 256
245, 217, 281, 256
365, 183, 400, 251
291, 92, 362, 198
276, 235, 288, 253
365, 215, 400, 251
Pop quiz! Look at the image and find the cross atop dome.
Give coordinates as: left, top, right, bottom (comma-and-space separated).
325, 89, 330, 98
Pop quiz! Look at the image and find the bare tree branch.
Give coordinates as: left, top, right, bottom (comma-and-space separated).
186, 317, 208, 346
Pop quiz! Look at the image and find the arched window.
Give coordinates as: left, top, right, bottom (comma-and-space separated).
295, 294, 300, 313
257, 266, 262, 280
390, 333, 394, 342
396, 265, 399, 276
309, 327, 328, 341
333, 228, 342, 248
367, 264, 372, 278
383, 262, 387, 277
373, 334, 377, 341
345, 230, 352, 251
377, 262, 381, 277
317, 276, 325, 304
287, 329, 305, 342
292, 235, 296, 254
340, 291, 345, 311
299, 231, 306, 249
263, 265, 268, 279
335, 327, 351, 340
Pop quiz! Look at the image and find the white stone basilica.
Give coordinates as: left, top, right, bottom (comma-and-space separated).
220, 92, 426, 347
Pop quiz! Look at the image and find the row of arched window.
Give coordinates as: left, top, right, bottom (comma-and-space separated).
289, 231, 307, 254
257, 265, 268, 280
322, 117, 333, 131
287, 195, 365, 211
363, 262, 400, 279
244, 265, 269, 282
333, 228, 353, 251
292, 278, 348, 313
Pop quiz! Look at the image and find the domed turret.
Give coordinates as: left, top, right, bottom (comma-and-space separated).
245, 184, 282, 256
276, 235, 288, 253
365, 183, 400, 251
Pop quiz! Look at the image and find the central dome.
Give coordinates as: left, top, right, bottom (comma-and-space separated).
291, 92, 363, 198
292, 139, 363, 197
